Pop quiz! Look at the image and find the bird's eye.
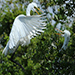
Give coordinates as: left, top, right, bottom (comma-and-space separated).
34, 6, 36, 8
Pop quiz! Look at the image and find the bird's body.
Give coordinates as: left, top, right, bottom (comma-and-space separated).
60, 30, 71, 51
3, 2, 46, 56
55, 28, 71, 51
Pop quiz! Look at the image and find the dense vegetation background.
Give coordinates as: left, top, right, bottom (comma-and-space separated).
0, 0, 75, 75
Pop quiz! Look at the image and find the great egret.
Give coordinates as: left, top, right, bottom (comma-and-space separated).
55, 28, 71, 52
2, 2, 47, 71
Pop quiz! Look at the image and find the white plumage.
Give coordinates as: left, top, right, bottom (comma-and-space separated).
26, 2, 37, 16
55, 28, 71, 51
3, 2, 47, 56
60, 30, 71, 51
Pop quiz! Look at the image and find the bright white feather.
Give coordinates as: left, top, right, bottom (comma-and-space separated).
59, 30, 71, 52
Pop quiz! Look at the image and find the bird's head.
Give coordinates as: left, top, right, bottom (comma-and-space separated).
31, 2, 44, 14
63, 30, 71, 37
31, 2, 38, 12
26, 2, 44, 16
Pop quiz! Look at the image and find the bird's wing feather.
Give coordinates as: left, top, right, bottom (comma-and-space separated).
9, 14, 47, 49
18, 15, 47, 37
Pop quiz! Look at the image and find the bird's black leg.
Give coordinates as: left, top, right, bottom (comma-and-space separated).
10, 58, 25, 71
9, 46, 25, 72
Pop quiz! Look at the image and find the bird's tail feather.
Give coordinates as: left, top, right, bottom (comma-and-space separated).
2, 42, 9, 56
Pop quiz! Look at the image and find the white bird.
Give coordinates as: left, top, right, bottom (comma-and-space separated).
55, 28, 71, 52
2, 2, 46, 71
2, 2, 46, 56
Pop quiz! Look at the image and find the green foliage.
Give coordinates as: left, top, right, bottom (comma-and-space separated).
0, 0, 75, 75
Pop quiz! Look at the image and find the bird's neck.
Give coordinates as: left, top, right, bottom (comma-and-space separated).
26, 4, 32, 16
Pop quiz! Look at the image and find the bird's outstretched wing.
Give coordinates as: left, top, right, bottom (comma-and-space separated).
9, 14, 47, 49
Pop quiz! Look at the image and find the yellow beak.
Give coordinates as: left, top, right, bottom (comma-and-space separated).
35, 7, 44, 13
55, 28, 63, 33
55, 33, 61, 35
55, 28, 64, 36
34, 7, 44, 15
35, 10, 40, 15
